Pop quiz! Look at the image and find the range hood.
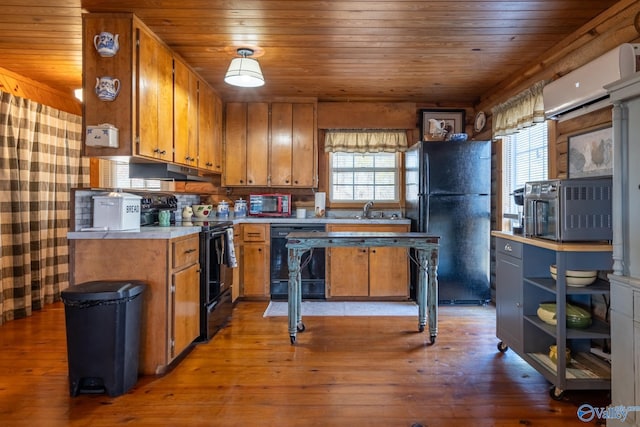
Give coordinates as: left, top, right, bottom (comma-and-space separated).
129, 162, 209, 181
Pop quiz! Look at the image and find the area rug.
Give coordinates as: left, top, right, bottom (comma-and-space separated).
263, 301, 418, 317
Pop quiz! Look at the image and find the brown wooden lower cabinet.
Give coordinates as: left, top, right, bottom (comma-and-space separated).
327, 224, 410, 298
239, 223, 270, 298
69, 234, 201, 375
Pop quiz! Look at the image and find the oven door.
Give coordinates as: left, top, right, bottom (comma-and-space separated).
526, 198, 559, 240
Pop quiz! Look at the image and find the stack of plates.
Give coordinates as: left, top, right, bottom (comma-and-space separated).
550, 264, 597, 287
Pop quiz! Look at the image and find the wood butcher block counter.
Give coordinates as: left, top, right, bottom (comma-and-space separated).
491, 231, 613, 252
68, 227, 202, 375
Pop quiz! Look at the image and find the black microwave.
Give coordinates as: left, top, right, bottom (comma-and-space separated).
523, 177, 612, 242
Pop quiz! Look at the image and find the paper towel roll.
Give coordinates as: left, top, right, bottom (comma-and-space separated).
314, 192, 326, 217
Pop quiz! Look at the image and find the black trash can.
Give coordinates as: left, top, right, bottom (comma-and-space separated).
61, 280, 146, 397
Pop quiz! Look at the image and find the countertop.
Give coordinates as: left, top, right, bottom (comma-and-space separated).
68, 216, 412, 240
491, 230, 613, 252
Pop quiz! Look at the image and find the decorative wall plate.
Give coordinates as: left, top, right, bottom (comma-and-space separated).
474, 111, 486, 133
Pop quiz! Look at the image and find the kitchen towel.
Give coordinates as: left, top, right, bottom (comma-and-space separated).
225, 228, 237, 268
263, 301, 418, 317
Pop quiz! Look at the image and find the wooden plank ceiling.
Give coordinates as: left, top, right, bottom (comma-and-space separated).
0, 0, 621, 104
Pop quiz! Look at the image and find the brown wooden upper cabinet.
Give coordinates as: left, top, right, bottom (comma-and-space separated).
173, 58, 198, 168
198, 84, 223, 173
83, 13, 224, 175
224, 102, 317, 187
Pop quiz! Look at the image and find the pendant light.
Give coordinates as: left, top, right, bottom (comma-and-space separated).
224, 48, 265, 87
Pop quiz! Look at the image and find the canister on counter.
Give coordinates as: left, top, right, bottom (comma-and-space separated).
234, 199, 247, 217
159, 210, 170, 226
217, 200, 229, 217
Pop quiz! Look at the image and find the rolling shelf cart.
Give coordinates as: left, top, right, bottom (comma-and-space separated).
493, 233, 613, 399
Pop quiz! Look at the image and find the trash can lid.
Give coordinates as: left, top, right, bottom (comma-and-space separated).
61, 280, 146, 302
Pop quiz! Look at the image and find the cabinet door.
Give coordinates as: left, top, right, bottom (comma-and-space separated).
211, 93, 224, 173
224, 102, 247, 185
171, 263, 200, 359
198, 82, 221, 172
291, 103, 316, 187
270, 103, 293, 186
173, 59, 198, 167
369, 246, 409, 297
495, 249, 523, 353
137, 28, 173, 161
241, 243, 269, 297
328, 246, 369, 296
246, 102, 269, 186
326, 224, 369, 297
368, 224, 409, 297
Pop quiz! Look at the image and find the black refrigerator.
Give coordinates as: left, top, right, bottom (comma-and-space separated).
405, 140, 491, 304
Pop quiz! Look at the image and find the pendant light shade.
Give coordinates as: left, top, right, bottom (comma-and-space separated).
224, 48, 265, 87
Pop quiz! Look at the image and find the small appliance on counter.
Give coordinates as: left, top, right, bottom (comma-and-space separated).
512, 187, 525, 234
524, 176, 612, 242
249, 193, 292, 217
92, 191, 141, 231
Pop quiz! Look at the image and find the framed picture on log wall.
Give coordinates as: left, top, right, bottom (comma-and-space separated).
420, 109, 465, 141
568, 127, 613, 178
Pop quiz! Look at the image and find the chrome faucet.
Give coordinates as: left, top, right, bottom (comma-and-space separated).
363, 200, 374, 218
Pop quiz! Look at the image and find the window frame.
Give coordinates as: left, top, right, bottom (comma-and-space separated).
500, 121, 549, 230
327, 151, 402, 204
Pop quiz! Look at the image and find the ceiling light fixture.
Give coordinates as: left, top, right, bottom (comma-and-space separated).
224, 48, 265, 88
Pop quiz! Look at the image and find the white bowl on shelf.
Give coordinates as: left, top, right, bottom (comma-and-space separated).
550, 264, 597, 287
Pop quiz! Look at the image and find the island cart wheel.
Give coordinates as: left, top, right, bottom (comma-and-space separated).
290, 335, 296, 344
549, 385, 565, 400
497, 341, 509, 352
430, 335, 436, 344
419, 325, 425, 332
297, 322, 306, 332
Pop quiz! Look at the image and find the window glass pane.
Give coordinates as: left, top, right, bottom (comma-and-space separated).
329, 152, 399, 202
501, 122, 548, 226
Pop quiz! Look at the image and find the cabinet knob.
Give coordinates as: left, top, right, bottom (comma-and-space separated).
206, 162, 213, 167
516, 302, 522, 308
504, 243, 512, 252
160, 150, 166, 155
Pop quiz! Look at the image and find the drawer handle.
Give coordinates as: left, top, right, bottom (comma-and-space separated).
185, 248, 197, 254
504, 243, 512, 252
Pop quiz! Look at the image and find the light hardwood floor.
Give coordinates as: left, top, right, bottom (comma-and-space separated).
0, 301, 609, 426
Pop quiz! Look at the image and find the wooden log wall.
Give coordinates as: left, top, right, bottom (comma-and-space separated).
552, 107, 613, 179
0, 66, 81, 115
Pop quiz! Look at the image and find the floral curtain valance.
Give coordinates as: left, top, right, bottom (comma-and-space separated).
491, 80, 546, 138
324, 130, 408, 153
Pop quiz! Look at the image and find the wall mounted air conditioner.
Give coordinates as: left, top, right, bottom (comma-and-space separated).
544, 43, 640, 120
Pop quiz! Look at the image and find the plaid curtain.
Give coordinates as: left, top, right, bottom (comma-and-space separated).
0, 91, 89, 325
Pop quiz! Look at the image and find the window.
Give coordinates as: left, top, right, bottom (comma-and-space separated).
501, 122, 548, 222
329, 152, 399, 202
98, 159, 161, 190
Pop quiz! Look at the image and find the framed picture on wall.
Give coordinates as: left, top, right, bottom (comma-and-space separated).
420, 109, 465, 141
568, 127, 613, 178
